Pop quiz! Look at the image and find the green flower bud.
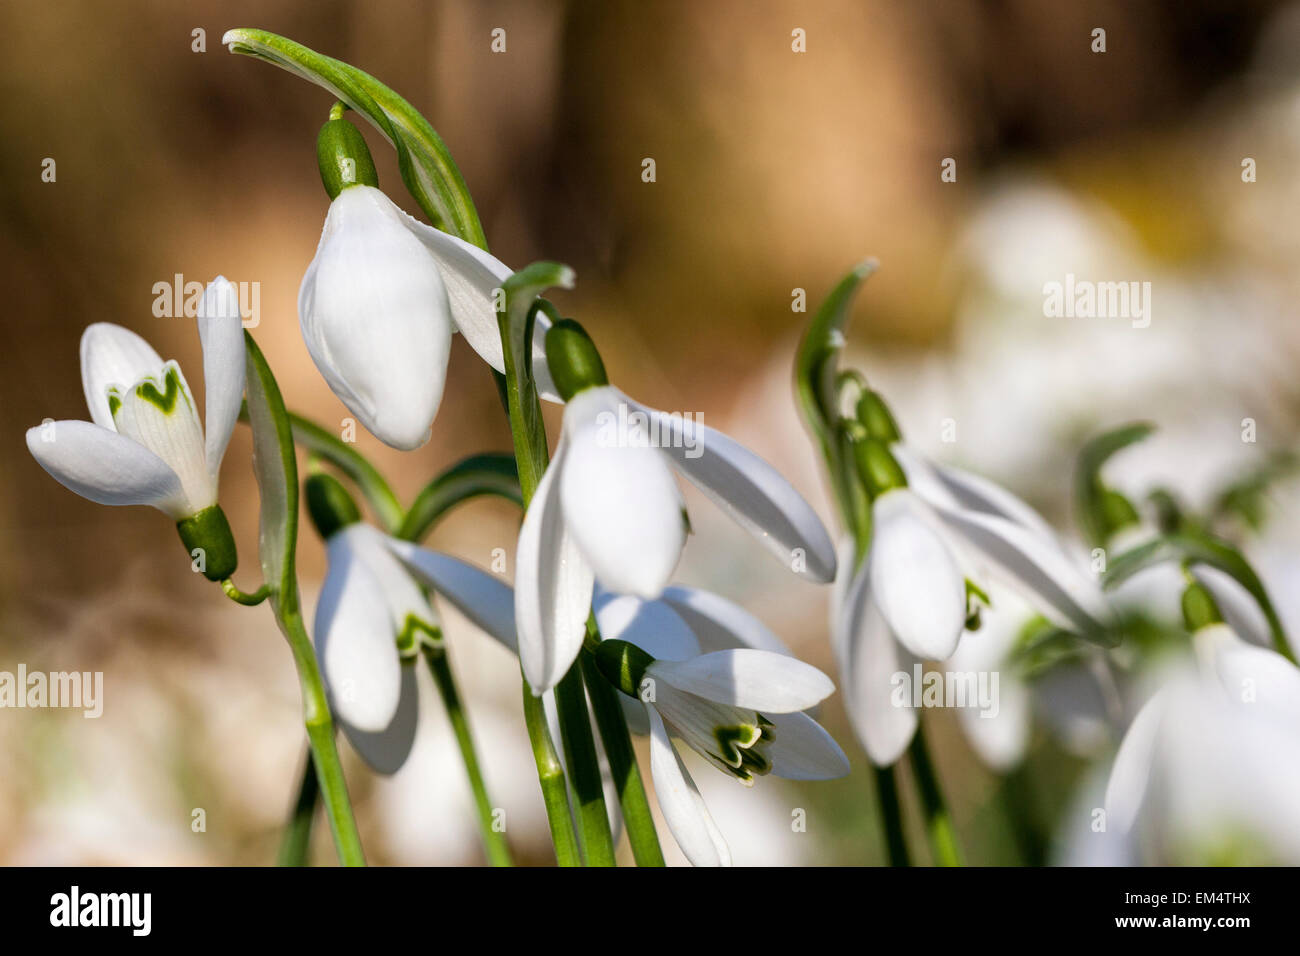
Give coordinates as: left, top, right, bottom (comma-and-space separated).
545, 318, 608, 401
316, 110, 379, 199
853, 436, 908, 499
305, 472, 362, 541
1181, 580, 1223, 632
593, 639, 655, 699
1099, 488, 1141, 539
856, 390, 901, 443
176, 505, 238, 582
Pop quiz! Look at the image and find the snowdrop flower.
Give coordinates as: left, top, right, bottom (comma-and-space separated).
830, 396, 1111, 766
1104, 581, 1300, 863
305, 473, 517, 772
516, 319, 838, 693
300, 114, 558, 450
26, 278, 245, 580
593, 637, 848, 866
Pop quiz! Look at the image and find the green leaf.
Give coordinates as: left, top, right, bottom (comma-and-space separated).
1074, 421, 1155, 546
500, 264, 575, 502
286, 412, 404, 534
793, 260, 878, 524
223, 28, 486, 248
1103, 529, 1292, 662
243, 332, 300, 610
398, 453, 522, 543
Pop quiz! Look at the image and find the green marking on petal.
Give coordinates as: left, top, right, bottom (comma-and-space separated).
107, 389, 122, 418
136, 365, 184, 414
715, 723, 763, 769
396, 615, 442, 658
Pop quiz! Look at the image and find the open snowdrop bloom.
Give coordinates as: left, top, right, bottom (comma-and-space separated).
1103, 581, 1300, 863
594, 637, 848, 866
26, 277, 245, 581
306, 474, 517, 773
830, 397, 1111, 766
849, 392, 1111, 658
299, 112, 558, 450
515, 319, 838, 693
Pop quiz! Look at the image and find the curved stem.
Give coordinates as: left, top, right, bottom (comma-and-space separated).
424, 647, 513, 866
872, 764, 910, 866
278, 749, 319, 866
908, 724, 963, 867
582, 650, 665, 866
522, 677, 581, 866
221, 578, 271, 606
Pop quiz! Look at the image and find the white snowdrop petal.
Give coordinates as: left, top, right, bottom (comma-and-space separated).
196, 276, 247, 480
765, 711, 850, 780
931, 503, 1112, 637
869, 489, 965, 660
398, 213, 560, 402
593, 592, 700, 661
79, 323, 166, 431
622, 393, 837, 583
385, 536, 518, 652
646, 706, 731, 867
514, 441, 594, 693
560, 389, 684, 599
298, 185, 452, 450
109, 361, 215, 518
25, 420, 185, 514
647, 648, 835, 712
1104, 690, 1168, 836
338, 663, 420, 775
835, 559, 918, 766
315, 532, 404, 733
659, 585, 792, 655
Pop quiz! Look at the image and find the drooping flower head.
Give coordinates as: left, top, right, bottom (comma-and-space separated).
515, 319, 839, 693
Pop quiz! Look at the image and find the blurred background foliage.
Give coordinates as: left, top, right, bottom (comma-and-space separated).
2, 0, 1299, 864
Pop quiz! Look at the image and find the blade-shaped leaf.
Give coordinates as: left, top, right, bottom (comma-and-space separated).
243, 332, 299, 608
1073, 421, 1154, 546
287, 411, 404, 534
501, 264, 574, 502
793, 259, 877, 523
223, 28, 485, 247
398, 452, 522, 542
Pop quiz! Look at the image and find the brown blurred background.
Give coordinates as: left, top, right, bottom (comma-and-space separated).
3, 0, 1299, 864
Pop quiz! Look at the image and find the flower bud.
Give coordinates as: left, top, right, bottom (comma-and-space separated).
544, 318, 607, 401
316, 110, 379, 199
306, 472, 362, 541
1181, 580, 1223, 632
856, 389, 901, 443
853, 436, 908, 499
175, 504, 238, 581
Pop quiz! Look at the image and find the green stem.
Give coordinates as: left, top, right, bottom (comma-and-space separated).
424, 647, 513, 866
1001, 761, 1046, 866
281, 603, 366, 866
522, 676, 582, 866
908, 724, 963, 867
581, 651, 665, 866
278, 749, 319, 866
553, 663, 617, 866
221, 578, 271, 606
871, 763, 910, 866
